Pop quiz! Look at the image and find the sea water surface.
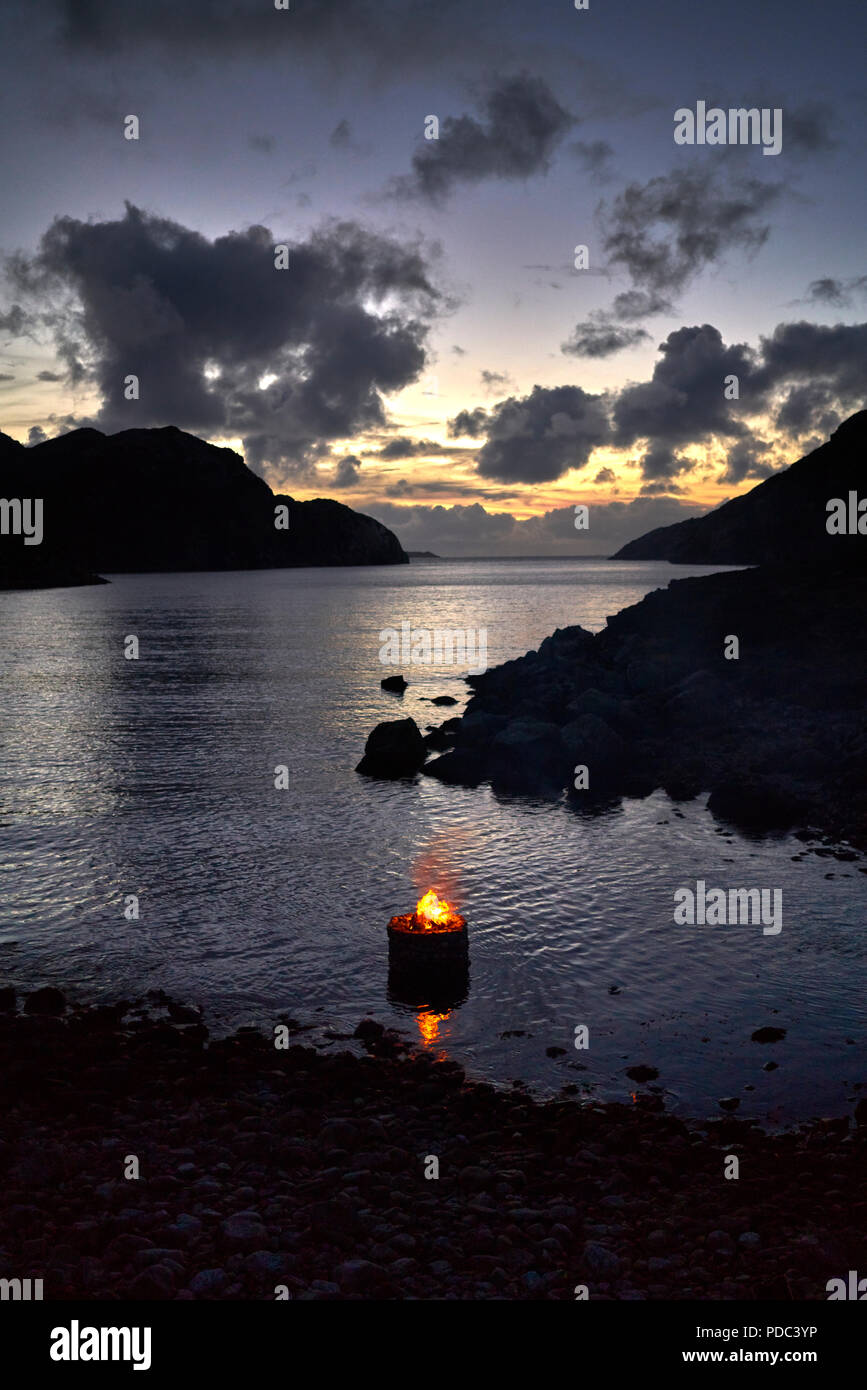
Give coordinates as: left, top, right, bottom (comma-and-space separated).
1, 558, 865, 1125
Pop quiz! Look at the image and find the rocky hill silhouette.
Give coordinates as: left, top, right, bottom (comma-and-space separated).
612, 411, 867, 567
0, 425, 406, 587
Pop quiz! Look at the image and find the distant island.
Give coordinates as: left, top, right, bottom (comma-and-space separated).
0, 425, 407, 589
407, 550, 440, 559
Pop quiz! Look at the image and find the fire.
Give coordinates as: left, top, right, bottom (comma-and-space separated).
415, 889, 456, 929
387, 888, 465, 937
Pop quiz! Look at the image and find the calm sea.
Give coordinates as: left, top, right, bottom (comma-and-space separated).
1, 558, 864, 1124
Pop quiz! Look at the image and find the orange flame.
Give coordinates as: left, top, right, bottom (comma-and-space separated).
415, 888, 457, 929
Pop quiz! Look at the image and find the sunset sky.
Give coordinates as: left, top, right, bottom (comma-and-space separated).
1, 0, 865, 554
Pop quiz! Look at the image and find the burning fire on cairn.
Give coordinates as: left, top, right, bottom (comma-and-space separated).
387, 886, 469, 994
389, 889, 466, 934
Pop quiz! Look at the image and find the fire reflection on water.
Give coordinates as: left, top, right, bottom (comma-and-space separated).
417, 1009, 450, 1046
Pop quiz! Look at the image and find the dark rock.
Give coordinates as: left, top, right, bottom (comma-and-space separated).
751, 1027, 786, 1043
582, 1241, 621, 1278
458, 1166, 490, 1192
455, 711, 509, 747
164, 1214, 202, 1242
167, 1002, 202, 1024
320, 1119, 359, 1147
421, 748, 487, 786
335, 1258, 388, 1291
0, 987, 16, 1011
626, 1065, 659, 1082
490, 718, 564, 791
565, 688, 622, 724
220, 1213, 268, 1249
356, 717, 427, 778
24, 987, 66, 1016
560, 713, 627, 786
189, 1269, 227, 1296
354, 1019, 384, 1042
431, 695, 458, 706
423, 726, 456, 751
381, 674, 408, 693
666, 670, 729, 726
130, 1264, 176, 1298
718, 1097, 740, 1112
708, 777, 809, 831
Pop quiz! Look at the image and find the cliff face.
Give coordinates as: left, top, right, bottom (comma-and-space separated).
612, 411, 867, 567
0, 425, 407, 586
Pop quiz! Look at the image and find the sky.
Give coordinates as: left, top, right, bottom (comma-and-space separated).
0, 0, 865, 555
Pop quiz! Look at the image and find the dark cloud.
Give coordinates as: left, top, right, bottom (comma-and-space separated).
717, 438, 776, 485
283, 161, 318, 187
0, 305, 27, 336
639, 478, 685, 495
248, 134, 275, 154
374, 436, 443, 460
611, 323, 761, 479
608, 318, 867, 481
0, 372, 15, 381
600, 167, 783, 300
450, 384, 610, 484
609, 289, 673, 321
327, 119, 371, 157
448, 406, 489, 438
480, 369, 512, 391
27, 425, 48, 445
333, 453, 362, 488
8, 203, 442, 476
451, 344, 466, 356
754, 320, 867, 411
37, 369, 62, 381
367, 495, 705, 558
42, 0, 499, 70
454, 316, 867, 490
560, 288, 671, 358
805, 275, 867, 307
391, 73, 575, 203
380, 477, 511, 501
594, 466, 616, 484
561, 322, 651, 358
773, 381, 836, 435
785, 101, 838, 155
568, 139, 614, 181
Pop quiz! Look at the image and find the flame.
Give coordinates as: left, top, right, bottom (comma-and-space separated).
415, 889, 456, 929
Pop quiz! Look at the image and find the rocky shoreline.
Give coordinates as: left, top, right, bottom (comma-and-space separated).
357, 562, 867, 851
0, 990, 863, 1301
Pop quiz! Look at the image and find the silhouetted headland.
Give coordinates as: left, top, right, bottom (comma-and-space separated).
0, 425, 407, 588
